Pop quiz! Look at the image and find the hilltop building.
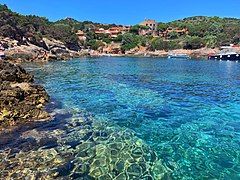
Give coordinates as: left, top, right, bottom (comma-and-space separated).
139, 19, 158, 30
138, 19, 158, 36
138, 19, 189, 38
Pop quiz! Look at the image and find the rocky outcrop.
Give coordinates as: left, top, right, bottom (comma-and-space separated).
1, 36, 83, 62
4, 44, 48, 62
0, 61, 50, 129
43, 37, 82, 60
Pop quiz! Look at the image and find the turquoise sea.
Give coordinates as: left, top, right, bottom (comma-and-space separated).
1, 57, 240, 179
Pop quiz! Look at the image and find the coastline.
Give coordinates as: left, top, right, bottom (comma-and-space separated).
88, 47, 220, 59
1, 35, 224, 63
5, 46, 221, 63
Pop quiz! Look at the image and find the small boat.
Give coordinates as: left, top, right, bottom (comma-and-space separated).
168, 53, 190, 59
208, 46, 240, 61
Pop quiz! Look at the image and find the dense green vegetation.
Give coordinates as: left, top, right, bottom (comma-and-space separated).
0, 4, 240, 52
0, 4, 80, 50
120, 33, 150, 51
169, 16, 240, 48
119, 16, 240, 51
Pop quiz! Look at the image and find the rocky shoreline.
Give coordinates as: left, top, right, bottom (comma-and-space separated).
1, 36, 224, 63
0, 37, 217, 131
1, 36, 89, 63
71, 47, 221, 59
0, 60, 50, 130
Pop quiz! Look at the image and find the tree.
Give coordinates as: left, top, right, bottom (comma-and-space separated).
0, 4, 10, 12
168, 40, 182, 50
0, 24, 18, 39
168, 31, 179, 39
204, 35, 218, 48
87, 40, 104, 50
157, 23, 168, 32
233, 34, 240, 44
184, 36, 204, 49
149, 37, 168, 51
208, 22, 224, 36
102, 37, 111, 44
138, 35, 149, 47
187, 24, 206, 37
112, 34, 123, 42
85, 31, 96, 41
121, 33, 139, 51
130, 25, 149, 35
46, 23, 80, 50
216, 33, 231, 46
129, 25, 141, 35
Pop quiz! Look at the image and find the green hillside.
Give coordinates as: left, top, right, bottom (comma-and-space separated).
0, 4, 239, 52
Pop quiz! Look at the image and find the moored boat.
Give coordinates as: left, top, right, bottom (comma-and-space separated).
168, 53, 190, 59
208, 53, 240, 61
208, 46, 240, 61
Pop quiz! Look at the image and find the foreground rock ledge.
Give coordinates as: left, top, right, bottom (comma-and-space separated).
0, 60, 50, 129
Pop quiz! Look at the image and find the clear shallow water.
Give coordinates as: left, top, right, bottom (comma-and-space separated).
2, 57, 240, 179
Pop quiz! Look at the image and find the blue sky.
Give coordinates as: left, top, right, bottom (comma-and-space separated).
0, 0, 239, 25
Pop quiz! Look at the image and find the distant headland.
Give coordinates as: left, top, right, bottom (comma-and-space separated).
0, 4, 240, 61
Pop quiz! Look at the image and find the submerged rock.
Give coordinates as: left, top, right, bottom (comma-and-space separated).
0, 112, 171, 179
0, 61, 50, 129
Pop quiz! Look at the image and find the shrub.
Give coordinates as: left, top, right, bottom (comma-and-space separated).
168, 31, 179, 39
87, 40, 104, 50
149, 38, 168, 51
129, 25, 141, 35
157, 23, 168, 32
167, 40, 182, 50
112, 34, 123, 42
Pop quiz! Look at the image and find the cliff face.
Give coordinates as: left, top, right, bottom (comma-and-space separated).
0, 61, 50, 129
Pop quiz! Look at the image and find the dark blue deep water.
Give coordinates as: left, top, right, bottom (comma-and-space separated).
25, 57, 240, 179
